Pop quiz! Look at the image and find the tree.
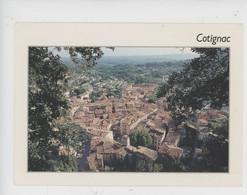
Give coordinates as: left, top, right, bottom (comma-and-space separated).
182, 132, 229, 172
155, 154, 185, 172
198, 135, 228, 172
129, 130, 152, 148
56, 122, 88, 153
158, 48, 229, 126
148, 87, 158, 103
196, 119, 228, 172
156, 48, 229, 172
74, 86, 86, 95
29, 47, 70, 155
28, 46, 110, 171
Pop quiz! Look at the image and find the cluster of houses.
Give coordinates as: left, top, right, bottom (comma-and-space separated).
65, 83, 228, 171
87, 135, 159, 170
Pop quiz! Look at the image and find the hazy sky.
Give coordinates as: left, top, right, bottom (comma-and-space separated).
52, 47, 196, 57
102, 47, 194, 56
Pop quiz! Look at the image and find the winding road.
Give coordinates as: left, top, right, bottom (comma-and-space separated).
77, 133, 92, 172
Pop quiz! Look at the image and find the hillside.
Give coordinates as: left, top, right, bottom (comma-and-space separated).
60, 55, 195, 84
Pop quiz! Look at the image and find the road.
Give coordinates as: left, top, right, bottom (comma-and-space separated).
77, 133, 92, 172
130, 108, 158, 130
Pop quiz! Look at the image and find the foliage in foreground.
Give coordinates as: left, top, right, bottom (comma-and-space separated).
156, 48, 229, 172
157, 48, 229, 126
28, 47, 106, 171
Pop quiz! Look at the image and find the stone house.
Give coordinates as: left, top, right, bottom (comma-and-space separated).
164, 131, 181, 147
158, 143, 183, 159
148, 128, 166, 151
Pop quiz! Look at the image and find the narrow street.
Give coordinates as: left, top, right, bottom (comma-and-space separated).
77, 133, 92, 172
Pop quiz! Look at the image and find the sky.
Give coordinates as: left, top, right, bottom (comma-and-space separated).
53, 47, 196, 58
101, 47, 195, 56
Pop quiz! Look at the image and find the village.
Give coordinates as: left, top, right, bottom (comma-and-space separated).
60, 79, 228, 171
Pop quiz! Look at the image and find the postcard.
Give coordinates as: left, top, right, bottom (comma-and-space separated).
15, 23, 243, 186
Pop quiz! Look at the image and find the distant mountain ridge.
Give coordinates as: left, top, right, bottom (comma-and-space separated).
60, 53, 198, 67
97, 54, 198, 65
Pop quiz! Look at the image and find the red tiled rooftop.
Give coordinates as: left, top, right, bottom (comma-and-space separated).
158, 143, 183, 159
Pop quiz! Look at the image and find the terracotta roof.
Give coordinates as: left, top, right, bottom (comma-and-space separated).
102, 120, 110, 127
126, 145, 158, 161
120, 115, 134, 125
89, 114, 95, 118
92, 118, 101, 125
95, 109, 103, 115
197, 110, 227, 120
90, 138, 101, 151
207, 110, 227, 119
109, 112, 122, 118
103, 114, 108, 119
195, 148, 202, 154
94, 139, 115, 155
114, 147, 127, 156
162, 119, 169, 125
136, 146, 158, 161
96, 153, 103, 159
197, 118, 208, 125
168, 146, 183, 159
154, 116, 163, 121
158, 143, 183, 159
117, 148, 127, 157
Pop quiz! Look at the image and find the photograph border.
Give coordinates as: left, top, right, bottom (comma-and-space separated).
15, 23, 243, 186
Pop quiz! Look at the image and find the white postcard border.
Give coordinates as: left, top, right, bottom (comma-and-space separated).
15, 23, 243, 186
